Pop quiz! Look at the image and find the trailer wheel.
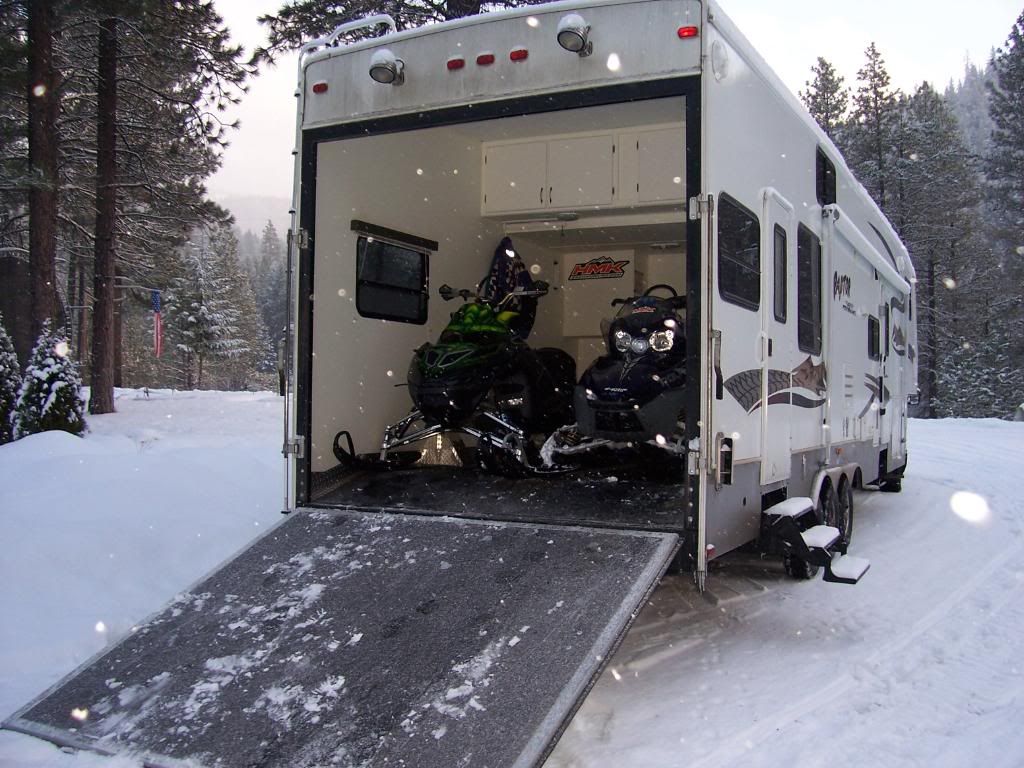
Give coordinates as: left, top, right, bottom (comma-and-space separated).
833, 479, 854, 550
783, 552, 818, 580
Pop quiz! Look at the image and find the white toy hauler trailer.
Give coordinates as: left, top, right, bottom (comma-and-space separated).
280, 0, 916, 581
4, 2, 917, 766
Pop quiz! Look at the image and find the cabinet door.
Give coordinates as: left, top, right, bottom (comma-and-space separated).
482, 141, 547, 214
547, 134, 615, 209
637, 127, 685, 203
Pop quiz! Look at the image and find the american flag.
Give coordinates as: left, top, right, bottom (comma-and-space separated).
151, 290, 163, 358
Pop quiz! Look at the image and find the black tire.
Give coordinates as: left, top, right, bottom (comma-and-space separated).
784, 553, 818, 580
833, 479, 854, 549
879, 477, 902, 492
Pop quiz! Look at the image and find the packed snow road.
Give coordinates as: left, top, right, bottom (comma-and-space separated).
549, 418, 1024, 768
0, 391, 1021, 766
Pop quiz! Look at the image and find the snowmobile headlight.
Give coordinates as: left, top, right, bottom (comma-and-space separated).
629, 336, 650, 354
650, 329, 674, 352
614, 330, 631, 352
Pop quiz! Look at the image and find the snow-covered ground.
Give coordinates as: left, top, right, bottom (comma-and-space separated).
1, 391, 1022, 767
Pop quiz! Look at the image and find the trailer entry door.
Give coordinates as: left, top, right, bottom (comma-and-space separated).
760, 188, 795, 485
4, 508, 677, 768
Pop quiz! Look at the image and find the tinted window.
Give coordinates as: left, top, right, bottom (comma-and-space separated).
356, 236, 428, 324
797, 224, 822, 354
718, 193, 760, 311
773, 224, 787, 323
868, 315, 880, 360
816, 148, 837, 206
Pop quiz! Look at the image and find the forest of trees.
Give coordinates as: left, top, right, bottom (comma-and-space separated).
1, 0, 1021, 441
800, 15, 1024, 418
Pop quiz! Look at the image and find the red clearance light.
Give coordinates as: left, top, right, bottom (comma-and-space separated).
476, 52, 496, 66
677, 25, 699, 39
447, 57, 465, 70
510, 48, 529, 62
311, 81, 328, 94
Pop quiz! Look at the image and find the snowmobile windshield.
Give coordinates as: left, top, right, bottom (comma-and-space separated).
440, 302, 516, 343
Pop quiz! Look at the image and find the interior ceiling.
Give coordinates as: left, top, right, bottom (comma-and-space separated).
448, 95, 685, 142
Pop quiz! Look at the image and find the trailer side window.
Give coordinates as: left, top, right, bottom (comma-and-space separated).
868, 315, 880, 360
355, 235, 429, 325
773, 224, 787, 323
816, 148, 836, 207
797, 224, 822, 355
717, 193, 760, 311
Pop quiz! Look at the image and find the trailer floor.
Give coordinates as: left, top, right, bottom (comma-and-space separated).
316, 463, 689, 532
5, 508, 677, 768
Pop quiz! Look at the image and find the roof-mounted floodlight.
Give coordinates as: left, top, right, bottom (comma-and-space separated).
557, 13, 593, 57
369, 48, 405, 85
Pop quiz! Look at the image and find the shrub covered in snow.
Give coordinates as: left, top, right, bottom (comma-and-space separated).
11, 322, 86, 439
0, 312, 20, 444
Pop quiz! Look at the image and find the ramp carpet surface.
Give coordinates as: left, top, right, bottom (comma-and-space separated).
6, 508, 677, 768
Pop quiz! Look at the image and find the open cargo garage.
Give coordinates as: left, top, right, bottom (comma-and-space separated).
301, 94, 697, 532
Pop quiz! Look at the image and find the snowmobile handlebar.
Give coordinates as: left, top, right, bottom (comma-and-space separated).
610, 293, 687, 310
439, 282, 549, 305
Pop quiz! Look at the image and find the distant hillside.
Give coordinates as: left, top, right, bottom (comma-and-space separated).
215, 195, 292, 237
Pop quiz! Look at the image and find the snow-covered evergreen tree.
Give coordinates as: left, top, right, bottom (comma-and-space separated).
946, 61, 995, 164
800, 57, 849, 142
165, 223, 266, 389
254, 220, 288, 346
987, 11, 1024, 235
843, 43, 900, 213
985, 11, 1024, 408
11, 321, 85, 439
0, 312, 21, 444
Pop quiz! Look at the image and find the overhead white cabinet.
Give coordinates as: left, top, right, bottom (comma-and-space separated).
547, 134, 616, 208
482, 141, 548, 213
637, 128, 685, 203
618, 126, 685, 205
482, 124, 684, 216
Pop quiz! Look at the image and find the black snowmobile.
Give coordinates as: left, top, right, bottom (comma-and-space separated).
543, 285, 688, 465
374, 238, 575, 476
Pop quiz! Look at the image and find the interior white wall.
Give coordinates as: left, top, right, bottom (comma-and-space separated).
312, 127, 501, 471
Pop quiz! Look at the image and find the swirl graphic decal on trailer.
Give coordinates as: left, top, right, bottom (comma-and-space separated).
724, 357, 827, 414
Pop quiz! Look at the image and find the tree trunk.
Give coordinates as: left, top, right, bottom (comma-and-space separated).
89, 16, 118, 415
26, 0, 60, 339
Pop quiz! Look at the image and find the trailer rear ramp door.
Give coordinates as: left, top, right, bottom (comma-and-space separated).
4, 508, 677, 768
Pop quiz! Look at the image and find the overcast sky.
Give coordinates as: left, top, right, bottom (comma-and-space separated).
208, 0, 1021, 202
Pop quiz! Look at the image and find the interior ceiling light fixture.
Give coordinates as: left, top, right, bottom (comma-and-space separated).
556, 13, 593, 57
369, 48, 405, 85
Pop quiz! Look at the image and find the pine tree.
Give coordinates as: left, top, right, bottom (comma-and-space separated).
844, 43, 900, 212
254, 220, 287, 347
256, 0, 552, 62
898, 83, 988, 417
987, 11, 1024, 234
945, 61, 995, 164
165, 223, 263, 389
985, 11, 1024, 412
0, 311, 22, 443
800, 57, 849, 142
11, 320, 85, 439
